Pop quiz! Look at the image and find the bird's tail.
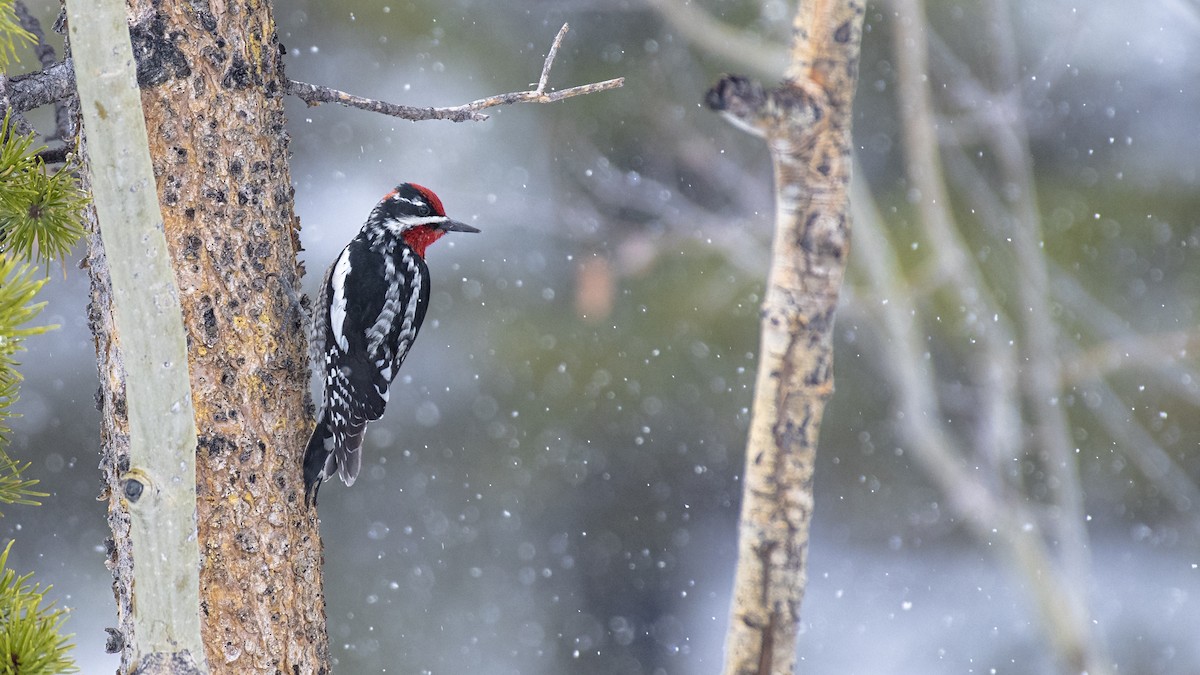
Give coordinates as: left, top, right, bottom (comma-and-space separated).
303, 408, 366, 506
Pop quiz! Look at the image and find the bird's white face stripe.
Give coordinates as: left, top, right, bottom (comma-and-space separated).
402, 215, 447, 226
380, 214, 448, 236
329, 248, 353, 351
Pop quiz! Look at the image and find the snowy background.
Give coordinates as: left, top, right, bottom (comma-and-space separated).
7, 0, 1200, 673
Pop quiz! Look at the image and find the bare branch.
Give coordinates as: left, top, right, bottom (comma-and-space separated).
432, 78, 625, 116
6, 59, 74, 113
286, 77, 623, 122
34, 145, 70, 164
284, 80, 488, 122
14, 1, 73, 142
5, 24, 623, 128
285, 24, 623, 122
975, 7, 1099, 663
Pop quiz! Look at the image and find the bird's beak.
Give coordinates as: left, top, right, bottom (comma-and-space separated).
439, 219, 481, 233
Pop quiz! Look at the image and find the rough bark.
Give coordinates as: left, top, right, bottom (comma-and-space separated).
79, 0, 329, 671
708, 1, 865, 673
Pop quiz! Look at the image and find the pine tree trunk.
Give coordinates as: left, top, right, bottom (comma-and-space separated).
80, 0, 329, 671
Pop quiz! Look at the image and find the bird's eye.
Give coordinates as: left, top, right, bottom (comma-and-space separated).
418, 204, 431, 217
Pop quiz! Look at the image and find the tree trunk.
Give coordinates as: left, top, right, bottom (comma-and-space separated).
79, 0, 329, 671
708, 1, 865, 673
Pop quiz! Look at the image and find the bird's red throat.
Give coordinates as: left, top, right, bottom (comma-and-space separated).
402, 226, 445, 257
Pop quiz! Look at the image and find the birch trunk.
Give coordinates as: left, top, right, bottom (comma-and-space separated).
709, 1, 865, 672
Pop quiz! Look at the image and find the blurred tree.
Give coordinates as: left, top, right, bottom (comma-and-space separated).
644, 0, 1200, 672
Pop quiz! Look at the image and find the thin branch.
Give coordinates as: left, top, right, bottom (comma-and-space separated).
285, 24, 623, 122
888, 0, 1023, 477
1049, 264, 1200, 409
1061, 329, 1200, 386
850, 172, 1105, 673
6, 59, 74, 113
980, 8, 1100, 665
5, 24, 623, 127
32, 145, 68, 164
285, 77, 623, 122
14, 1, 73, 142
1082, 378, 1200, 529
643, 0, 787, 77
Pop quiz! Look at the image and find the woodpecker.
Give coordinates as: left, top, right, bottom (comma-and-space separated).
304, 183, 479, 505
